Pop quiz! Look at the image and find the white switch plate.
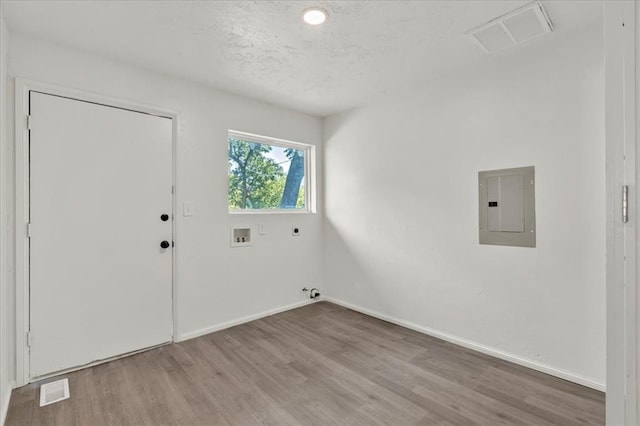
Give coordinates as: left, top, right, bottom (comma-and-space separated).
258, 223, 265, 235
183, 201, 194, 217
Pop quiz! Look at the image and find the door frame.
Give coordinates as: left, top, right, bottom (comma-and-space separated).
14, 78, 179, 386
604, 1, 637, 425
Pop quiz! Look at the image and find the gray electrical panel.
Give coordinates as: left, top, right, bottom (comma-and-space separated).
479, 166, 535, 247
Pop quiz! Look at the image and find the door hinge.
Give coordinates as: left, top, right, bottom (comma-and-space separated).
27, 331, 33, 348
26, 222, 32, 238
26, 115, 33, 130
622, 185, 629, 223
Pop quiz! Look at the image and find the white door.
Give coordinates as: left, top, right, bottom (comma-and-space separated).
29, 92, 173, 378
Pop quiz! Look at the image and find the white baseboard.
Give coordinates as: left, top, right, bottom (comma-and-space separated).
323, 297, 605, 392
176, 299, 317, 342
1, 380, 15, 426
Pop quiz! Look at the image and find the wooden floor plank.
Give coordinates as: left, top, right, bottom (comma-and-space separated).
5, 302, 605, 426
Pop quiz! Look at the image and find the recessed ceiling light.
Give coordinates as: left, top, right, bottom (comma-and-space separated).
303, 7, 327, 25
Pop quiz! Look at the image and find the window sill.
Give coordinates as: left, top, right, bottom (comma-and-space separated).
228, 209, 313, 215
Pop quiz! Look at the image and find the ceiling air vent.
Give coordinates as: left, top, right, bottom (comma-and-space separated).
467, 1, 553, 54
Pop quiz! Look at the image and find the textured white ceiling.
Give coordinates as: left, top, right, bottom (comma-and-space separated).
2, 1, 601, 116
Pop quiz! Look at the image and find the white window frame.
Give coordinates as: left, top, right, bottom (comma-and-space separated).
228, 130, 315, 214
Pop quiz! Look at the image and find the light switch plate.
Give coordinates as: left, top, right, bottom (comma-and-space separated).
183, 201, 194, 217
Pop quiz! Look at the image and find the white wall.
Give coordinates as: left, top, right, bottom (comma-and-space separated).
0, 7, 14, 425
323, 24, 605, 389
7, 33, 324, 348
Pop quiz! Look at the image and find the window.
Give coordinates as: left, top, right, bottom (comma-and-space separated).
228, 131, 313, 213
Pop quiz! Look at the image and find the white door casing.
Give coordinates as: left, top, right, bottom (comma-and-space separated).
605, 2, 638, 425
28, 91, 173, 378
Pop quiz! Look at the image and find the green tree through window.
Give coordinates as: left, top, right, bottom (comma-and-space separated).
228, 136, 306, 210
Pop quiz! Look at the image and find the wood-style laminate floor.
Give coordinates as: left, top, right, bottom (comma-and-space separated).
6, 302, 604, 426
